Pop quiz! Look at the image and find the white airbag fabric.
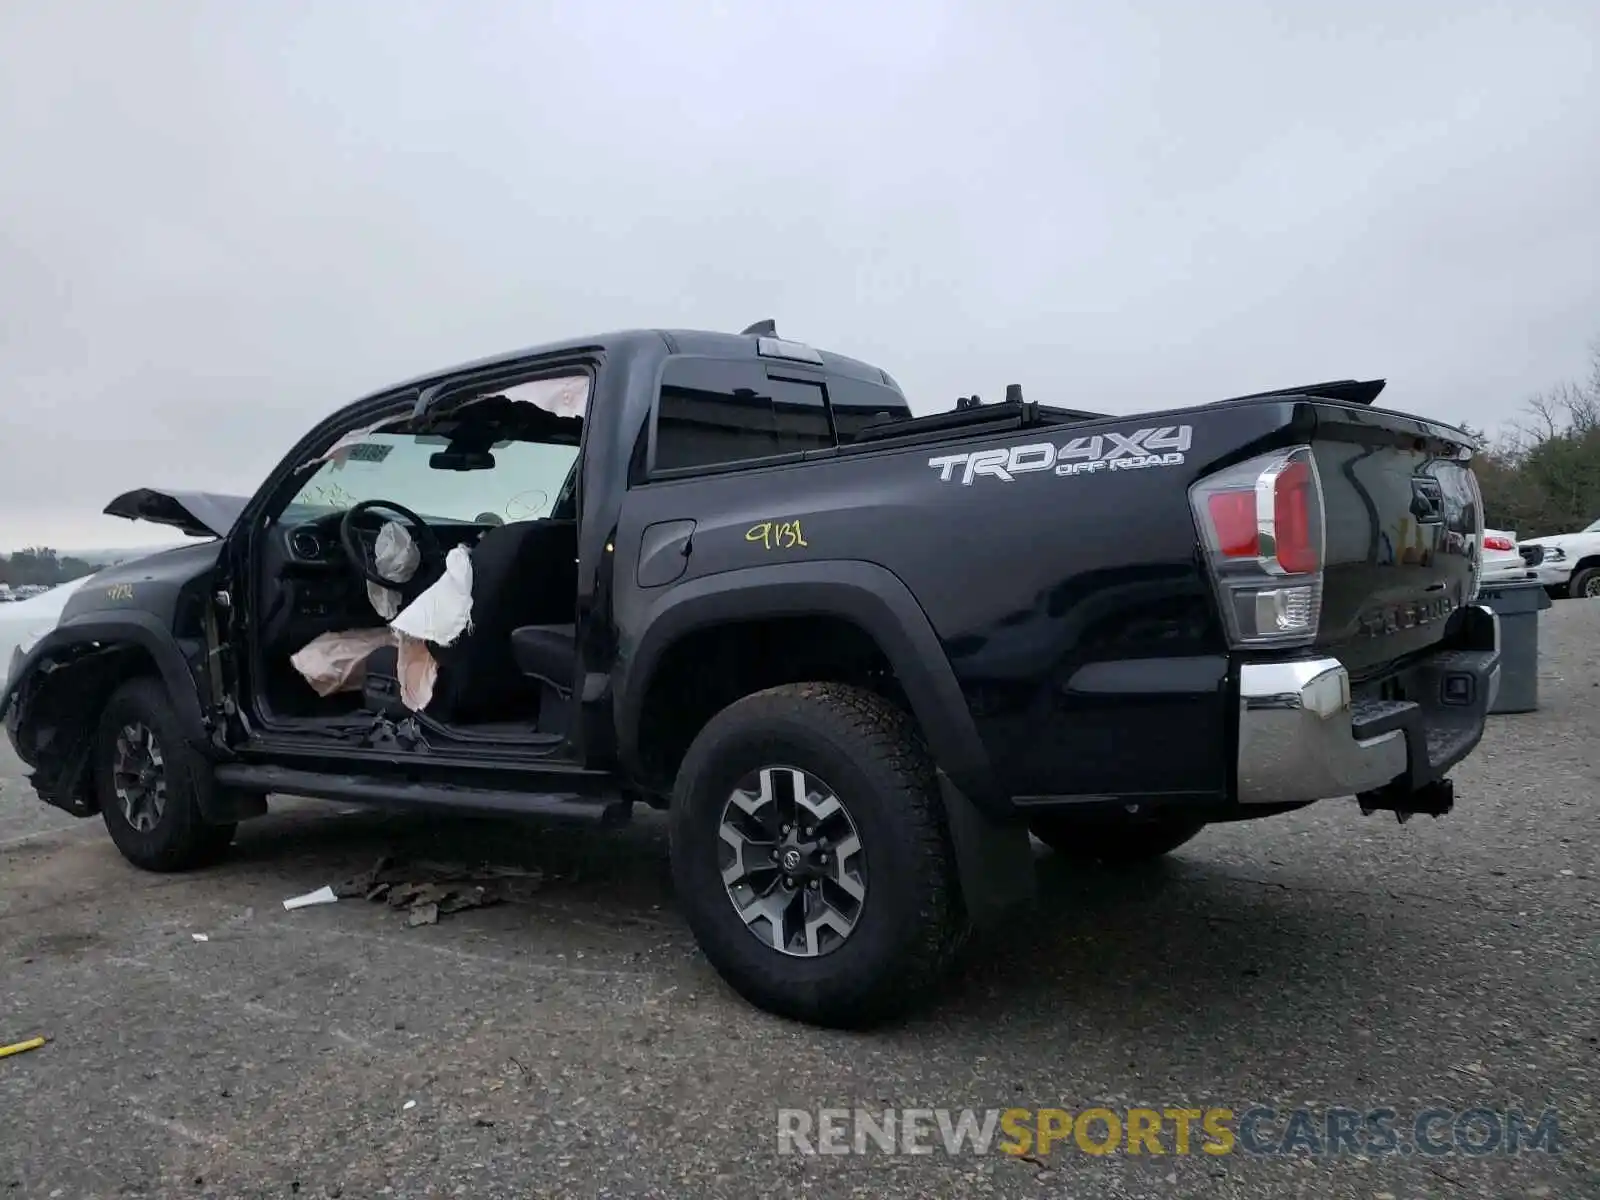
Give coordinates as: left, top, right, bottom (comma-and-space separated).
289, 628, 395, 697
366, 520, 420, 619
502, 375, 589, 418
388, 543, 476, 711
290, 524, 476, 713
390, 544, 474, 647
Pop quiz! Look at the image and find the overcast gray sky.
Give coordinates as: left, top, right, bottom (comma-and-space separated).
2, 0, 1596, 551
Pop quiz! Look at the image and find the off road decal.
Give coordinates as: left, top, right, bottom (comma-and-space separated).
927, 425, 1193, 486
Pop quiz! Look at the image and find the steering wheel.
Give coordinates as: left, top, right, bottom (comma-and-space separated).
339, 499, 444, 589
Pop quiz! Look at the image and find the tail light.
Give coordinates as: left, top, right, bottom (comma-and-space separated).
1191, 446, 1325, 648
1483, 535, 1514, 552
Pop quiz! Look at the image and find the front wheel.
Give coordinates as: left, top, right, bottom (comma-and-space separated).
668, 683, 966, 1028
1568, 567, 1600, 600
1029, 812, 1206, 864
95, 678, 236, 872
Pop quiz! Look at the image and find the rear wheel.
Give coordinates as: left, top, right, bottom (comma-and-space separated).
1029, 812, 1206, 864
1568, 567, 1600, 600
669, 683, 966, 1028
95, 678, 235, 872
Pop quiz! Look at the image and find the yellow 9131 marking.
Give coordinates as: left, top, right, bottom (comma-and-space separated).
746, 520, 809, 551
105, 583, 135, 601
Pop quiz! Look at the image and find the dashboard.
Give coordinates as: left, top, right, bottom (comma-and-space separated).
284, 523, 341, 567
281, 514, 354, 569
279, 509, 422, 570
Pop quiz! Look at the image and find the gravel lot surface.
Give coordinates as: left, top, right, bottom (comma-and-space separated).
2, 602, 1596, 1198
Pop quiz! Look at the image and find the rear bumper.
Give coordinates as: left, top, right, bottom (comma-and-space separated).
1480, 563, 1535, 585
1236, 604, 1500, 806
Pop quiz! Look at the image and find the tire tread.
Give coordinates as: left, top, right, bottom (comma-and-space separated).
670, 682, 967, 1027
96, 677, 233, 873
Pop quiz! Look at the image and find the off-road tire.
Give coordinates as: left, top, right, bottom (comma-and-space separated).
1029, 812, 1206, 864
1568, 566, 1600, 600
669, 683, 966, 1028
95, 678, 235, 872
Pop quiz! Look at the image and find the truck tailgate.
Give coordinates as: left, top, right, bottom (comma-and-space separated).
1310, 404, 1482, 678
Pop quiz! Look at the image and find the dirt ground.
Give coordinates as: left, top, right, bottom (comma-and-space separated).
2, 603, 1596, 1199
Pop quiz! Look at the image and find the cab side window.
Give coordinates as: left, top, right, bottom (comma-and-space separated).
653, 358, 832, 472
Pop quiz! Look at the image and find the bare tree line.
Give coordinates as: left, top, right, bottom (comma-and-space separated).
1463, 336, 1600, 537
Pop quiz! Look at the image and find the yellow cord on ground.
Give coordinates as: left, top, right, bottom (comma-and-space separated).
0, 1036, 48, 1059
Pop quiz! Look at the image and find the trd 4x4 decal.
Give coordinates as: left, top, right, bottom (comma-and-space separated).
927, 425, 1193, 486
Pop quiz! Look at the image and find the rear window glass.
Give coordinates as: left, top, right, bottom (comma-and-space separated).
655, 358, 832, 471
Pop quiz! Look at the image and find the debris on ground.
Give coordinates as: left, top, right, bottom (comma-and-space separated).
329, 855, 548, 927
0, 1035, 48, 1060
191, 933, 209, 942
283, 885, 340, 911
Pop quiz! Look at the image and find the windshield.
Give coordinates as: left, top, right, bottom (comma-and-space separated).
284, 433, 578, 525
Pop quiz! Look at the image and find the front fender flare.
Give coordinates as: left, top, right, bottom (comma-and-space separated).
616, 558, 1000, 812
3, 611, 210, 749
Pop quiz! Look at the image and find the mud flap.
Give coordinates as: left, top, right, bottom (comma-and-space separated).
937, 770, 1036, 928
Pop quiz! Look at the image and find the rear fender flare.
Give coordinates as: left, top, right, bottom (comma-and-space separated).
616, 559, 999, 811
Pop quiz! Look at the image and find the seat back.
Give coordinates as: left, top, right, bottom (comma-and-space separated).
429, 519, 578, 722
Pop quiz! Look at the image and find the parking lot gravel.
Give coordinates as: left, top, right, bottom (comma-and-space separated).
2, 602, 1596, 1198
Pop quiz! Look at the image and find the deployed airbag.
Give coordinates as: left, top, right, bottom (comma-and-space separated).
388, 544, 475, 711
290, 542, 475, 712
390, 544, 474, 647
367, 519, 420, 619
289, 628, 394, 697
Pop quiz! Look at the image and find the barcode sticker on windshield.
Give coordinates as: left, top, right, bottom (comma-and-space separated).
346, 443, 393, 463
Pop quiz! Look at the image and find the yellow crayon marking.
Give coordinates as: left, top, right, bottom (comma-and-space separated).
745, 519, 810, 551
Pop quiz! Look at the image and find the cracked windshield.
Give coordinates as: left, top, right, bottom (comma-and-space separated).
288, 433, 577, 524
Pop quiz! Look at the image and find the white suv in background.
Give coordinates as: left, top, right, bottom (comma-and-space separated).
1520, 517, 1600, 599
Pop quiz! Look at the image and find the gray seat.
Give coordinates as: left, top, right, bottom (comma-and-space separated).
426, 519, 577, 722
510, 623, 577, 693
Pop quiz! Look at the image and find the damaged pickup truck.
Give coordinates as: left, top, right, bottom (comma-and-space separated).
2, 323, 1501, 1027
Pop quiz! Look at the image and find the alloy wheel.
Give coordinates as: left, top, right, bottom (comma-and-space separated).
717, 766, 868, 957
112, 722, 168, 833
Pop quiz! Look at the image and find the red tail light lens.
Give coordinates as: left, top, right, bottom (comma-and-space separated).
1190, 445, 1325, 649
1207, 492, 1258, 558
1483, 535, 1514, 552
1273, 459, 1317, 573
1201, 457, 1321, 573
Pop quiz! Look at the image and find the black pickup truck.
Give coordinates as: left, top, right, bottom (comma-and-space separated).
2, 323, 1500, 1027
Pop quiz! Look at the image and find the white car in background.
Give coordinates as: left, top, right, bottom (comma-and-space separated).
0, 574, 99, 688
1520, 517, 1600, 599
1479, 529, 1537, 586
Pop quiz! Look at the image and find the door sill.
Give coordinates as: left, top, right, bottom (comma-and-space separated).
213, 762, 629, 825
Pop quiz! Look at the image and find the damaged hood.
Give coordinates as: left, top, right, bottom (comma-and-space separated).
103, 488, 250, 539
